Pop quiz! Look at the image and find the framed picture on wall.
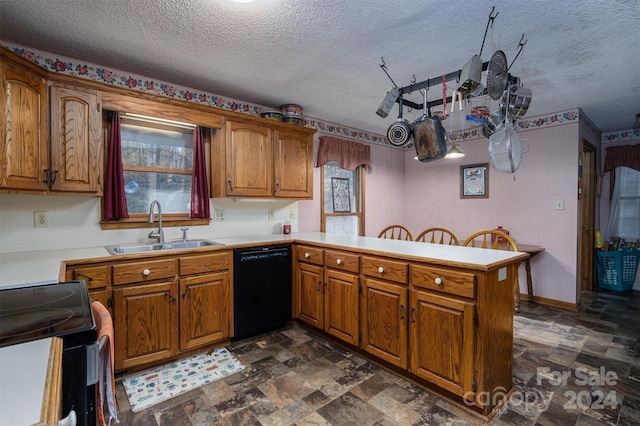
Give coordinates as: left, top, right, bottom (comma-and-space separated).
460, 163, 489, 199
331, 177, 351, 212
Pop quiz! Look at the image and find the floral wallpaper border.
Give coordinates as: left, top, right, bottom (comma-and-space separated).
1, 42, 613, 148
601, 129, 640, 143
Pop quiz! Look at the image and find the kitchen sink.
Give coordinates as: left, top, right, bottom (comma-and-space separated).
105, 239, 224, 255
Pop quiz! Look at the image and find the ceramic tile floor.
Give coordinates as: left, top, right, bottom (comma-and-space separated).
113, 290, 640, 425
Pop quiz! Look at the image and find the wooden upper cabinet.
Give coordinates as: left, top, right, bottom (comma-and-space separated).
212, 119, 315, 199
274, 129, 313, 199
0, 54, 48, 191
49, 83, 102, 194
224, 120, 273, 197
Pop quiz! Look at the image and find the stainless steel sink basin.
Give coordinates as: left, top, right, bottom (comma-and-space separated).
105, 239, 224, 255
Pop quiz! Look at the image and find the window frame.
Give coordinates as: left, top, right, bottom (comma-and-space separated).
320, 163, 366, 236
100, 115, 211, 230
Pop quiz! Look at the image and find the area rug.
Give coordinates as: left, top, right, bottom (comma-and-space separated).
122, 347, 245, 412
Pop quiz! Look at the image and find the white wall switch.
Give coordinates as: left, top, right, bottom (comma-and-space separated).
34, 211, 49, 228
214, 210, 224, 221
555, 199, 564, 210
268, 209, 275, 220
290, 209, 296, 219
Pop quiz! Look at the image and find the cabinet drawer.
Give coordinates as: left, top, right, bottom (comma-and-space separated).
324, 250, 360, 273
71, 265, 110, 290
180, 252, 230, 275
362, 256, 408, 284
296, 245, 324, 265
410, 264, 476, 299
113, 259, 177, 285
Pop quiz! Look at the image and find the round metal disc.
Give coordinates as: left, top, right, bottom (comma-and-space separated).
487, 50, 508, 100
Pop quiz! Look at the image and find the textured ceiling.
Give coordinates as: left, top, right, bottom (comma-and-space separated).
1, 0, 639, 136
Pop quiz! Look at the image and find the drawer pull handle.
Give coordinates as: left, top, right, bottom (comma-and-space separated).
378, 266, 384, 274
336, 259, 342, 265
143, 269, 150, 276
164, 292, 176, 302
305, 252, 310, 258
435, 277, 442, 285
317, 281, 322, 291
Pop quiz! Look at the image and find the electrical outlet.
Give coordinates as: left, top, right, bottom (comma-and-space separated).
34, 211, 49, 228
214, 210, 224, 221
555, 199, 564, 210
290, 209, 296, 219
268, 209, 275, 220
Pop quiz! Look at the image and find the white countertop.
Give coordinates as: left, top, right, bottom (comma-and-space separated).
0, 232, 527, 287
0, 338, 57, 425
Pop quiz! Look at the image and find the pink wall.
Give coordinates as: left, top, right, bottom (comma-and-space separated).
404, 123, 581, 304
300, 122, 589, 305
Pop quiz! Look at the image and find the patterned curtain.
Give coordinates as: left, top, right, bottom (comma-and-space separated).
603, 144, 640, 172
190, 126, 210, 218
316, 136, 372, 172
103, 111, 129, 220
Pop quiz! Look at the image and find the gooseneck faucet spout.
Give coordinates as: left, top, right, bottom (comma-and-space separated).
148, 200, 164, 244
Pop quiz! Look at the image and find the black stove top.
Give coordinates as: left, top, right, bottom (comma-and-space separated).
0, 280, 96, 348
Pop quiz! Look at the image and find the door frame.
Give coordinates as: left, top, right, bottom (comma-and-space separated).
577, 139, 597, 306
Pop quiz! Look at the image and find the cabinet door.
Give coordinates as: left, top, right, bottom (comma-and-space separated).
225, 121, 273, 196
273, 129, 313, 198
295, 262, 324, 329
0, 61, 48, 191
324, 268, 359, 346
361, 278, 408, 369
113, 282, 178, 370
410, 290, 475, 398
49, 84, 102, 193
179, 272, 230, 351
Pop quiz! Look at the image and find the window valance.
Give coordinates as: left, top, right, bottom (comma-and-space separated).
603, 144, 640, 172
316, 136, 372, 172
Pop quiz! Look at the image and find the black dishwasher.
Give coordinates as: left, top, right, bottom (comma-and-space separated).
233, 244, 292, 341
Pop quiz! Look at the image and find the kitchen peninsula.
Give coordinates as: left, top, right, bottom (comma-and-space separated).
0, 232, 527, 419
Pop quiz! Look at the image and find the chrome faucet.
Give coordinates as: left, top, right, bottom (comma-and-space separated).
181, 227, 189, 243
148, 200, 164, 244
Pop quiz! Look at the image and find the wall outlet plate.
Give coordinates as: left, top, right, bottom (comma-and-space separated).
555, 199, 564, 210
34, 211, 49, 228
498, 267, 507, 281
214, 210, 224, 221
268, 209, 275, 220
290, 209, 296, 219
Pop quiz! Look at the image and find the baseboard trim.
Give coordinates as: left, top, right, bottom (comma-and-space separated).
519, 293, 578, 311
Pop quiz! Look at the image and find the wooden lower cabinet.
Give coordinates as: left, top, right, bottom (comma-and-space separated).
361, 278, 408, 369
179, 271, 230, 351
409, 290, 475, 399
296, 262, 324, 329
113, 282, 179, 370
324, 269, 359, 346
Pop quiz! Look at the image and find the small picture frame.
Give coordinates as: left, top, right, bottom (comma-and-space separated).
331, 177, 351, 212
460, 163, 489, 199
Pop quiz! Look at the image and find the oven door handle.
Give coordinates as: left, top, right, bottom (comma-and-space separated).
86, 341, 100, 386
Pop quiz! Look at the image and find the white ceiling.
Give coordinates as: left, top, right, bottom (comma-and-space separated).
1, 0, 639, 136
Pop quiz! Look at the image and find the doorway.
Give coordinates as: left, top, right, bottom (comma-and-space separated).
577, 139, 597, 306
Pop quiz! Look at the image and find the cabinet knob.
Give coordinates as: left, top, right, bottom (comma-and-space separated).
434, 277, 442, 285
336, 259, 342, 265
143, 269, 150, 276
305, 252, 310, 258
378, 266, 384, 274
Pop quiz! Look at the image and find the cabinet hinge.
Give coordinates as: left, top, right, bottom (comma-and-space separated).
358, 283, 362, 293
97, 102, 101, 112
473, 312, 478, 326
472, 380, 477, 393
359, 331, 362, 344
107, 296, 114, 309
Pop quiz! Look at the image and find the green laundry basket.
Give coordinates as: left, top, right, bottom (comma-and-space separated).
595, 249, 640, 291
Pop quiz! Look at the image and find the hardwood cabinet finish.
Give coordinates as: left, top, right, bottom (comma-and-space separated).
324, 268, 360, 345
63, 249, 232, 372
223, 120, 273, 197
295, 261, 324, 329
361, 277, 408, 368
49, 82, 102, 194
0, 52, 48, 191
114, 281, 179, 370
273, 129, 313, 198
295, 245, 324, 265
409, 290, 475, 399
212, 119, 315, 199
179, 271, 230, 351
